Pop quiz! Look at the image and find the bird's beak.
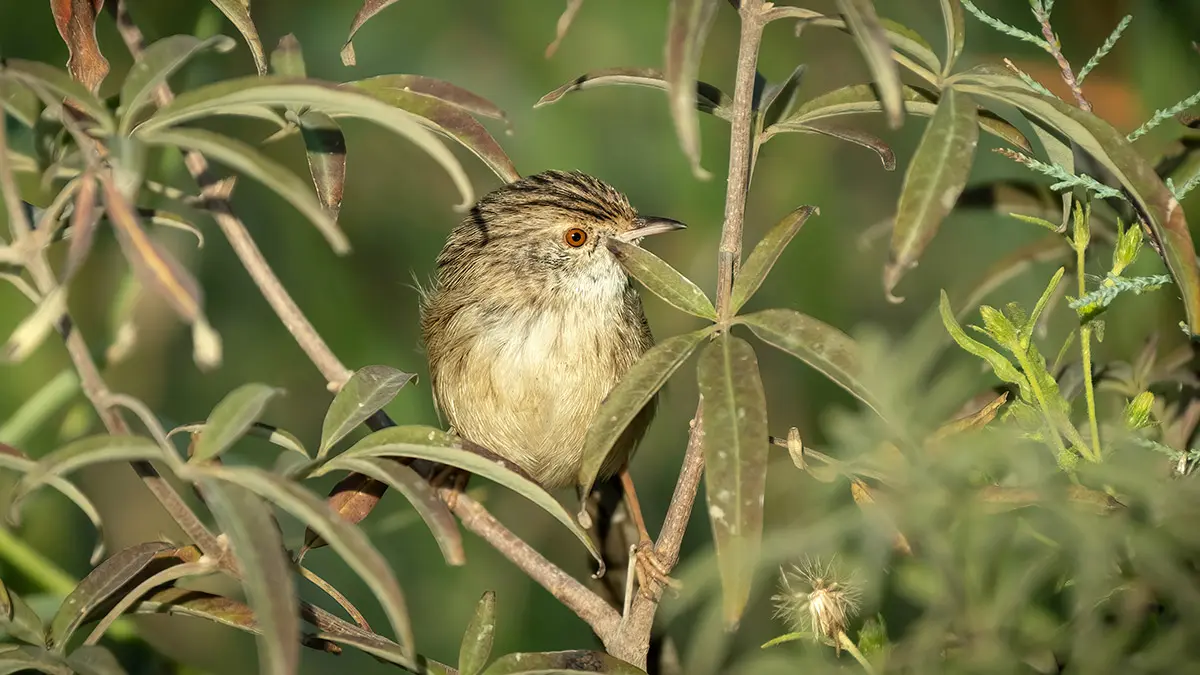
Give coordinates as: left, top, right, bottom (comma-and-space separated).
616, 217, 687, 243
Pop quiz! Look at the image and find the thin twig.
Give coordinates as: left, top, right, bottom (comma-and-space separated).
1034, 6, 1091, 111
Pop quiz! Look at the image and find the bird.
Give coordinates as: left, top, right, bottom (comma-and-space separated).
419, 169, 685, 596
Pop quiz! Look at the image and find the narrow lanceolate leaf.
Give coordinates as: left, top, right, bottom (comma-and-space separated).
939, 0, 965, 76
458, 591, 496, 675
886, 87, 979, 302
321, 365, 415, 456
342, 0, 403, 65
349, 74, 509, 122
322, 456, 465, 566
50, 0, 109, 94
323, 426, 605, 572
16, 435, 169, 508
135, 77, 474, 210
0, 646, 71, 674
2, 287, 66, 363
536, 68, 731, 120
766, 8, 942, 79
138, 127, 350, 253
118, 35, 237, 135
578, 328, 713, 503
606, 238, 716, 319
760, 64, 807, 128
0, 580, 46, 645
65, 646, 127, 675
737, 309, 883, 418
696, 334, 769, 627
209, 0, 268, 75
0, 78, 41, 127
192, 384, 282, 463
953, 83, 1200, 336
665, 0, 721, 178
47, 541, 176, 651
201, 480, 299, 675
132, 587, 260, 635
836, 0, 904, 129
938, 291, 1030, 396
0, 452, 106, 564
0, 59, 113, 130
764, 120, 895, 169
482, 651, 647, 675
545, 0, 585, 58
730, 206, 819, 313
193, 464, 415, 657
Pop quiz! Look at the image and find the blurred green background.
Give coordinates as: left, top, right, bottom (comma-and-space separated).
0, 0, 1198, 672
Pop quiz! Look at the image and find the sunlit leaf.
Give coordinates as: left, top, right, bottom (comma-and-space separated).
938, 290, 1030, 397
730, 206, 818, 313
0, 580, 46, 646
665, 0, 721, 178
47, 541, 175, 651
459, 591, 496, 675
319, 456, 464, 566
341, 0, 402, 66
320, 366, 414, 456
605, 238, 715, 319
208, 0, 267, 75
0, 59, 112, 130
939, 0, 965, 76
136, 76, 474, 209
346, 74, 508, 123
578, 328, 713, 504
320, 426, 604, 572
201, 480, 299, 675
886, 87, 979, 301
697, 334, 769, 626
737, 309, 883, 417
536, 67, 730, 120
836, 0, 904, 129
138, 127, 350, 253
2, 286, 66, 363
50, 0, 108, 94
191, 383, 282, 463
482, 650, 647, 675
118, 34, 238, 135
545, 0, 585, 58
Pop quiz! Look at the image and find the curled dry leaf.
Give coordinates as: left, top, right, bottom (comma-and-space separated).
545, 0, 585, 58
342, 0, 403, 66
849, 478, 912, 555
928, 391, 1009, 443
209, 0, 268, 75
51, 0, 108, 94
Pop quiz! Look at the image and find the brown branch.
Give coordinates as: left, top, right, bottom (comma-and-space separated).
1035, 7, 1091, 112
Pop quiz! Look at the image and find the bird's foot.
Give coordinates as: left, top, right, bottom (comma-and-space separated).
632, 539, 681, 600
431, 465, 469, 511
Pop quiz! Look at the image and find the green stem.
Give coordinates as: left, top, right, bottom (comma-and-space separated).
838, 631, 877, 675
1014, 348, 1069, 458
1076, 244, 1103, 462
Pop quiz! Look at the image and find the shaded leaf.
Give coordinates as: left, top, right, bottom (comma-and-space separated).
545, 0, 585, 58
536, 67, 730, 120
483, 650, 646, 675
322, 456, 464, 566
201, 480, 299, 675
459, 591, 496, 675
0, 646, 70, 675
137, 76, 474, 209
15, 435, 170, 509
139, 127, 350, 253
50, 0, 109, 94
321, 365, 414, 456
191, 383, 281, 463
174, 421, 308, 458
939, 0, 965, 76
605, 238, 715, 319
118, 34, 238, 135
47, 541, 175, 651
300, 473, 386, 555
765, 120, 895, 170
886, 87, 979, 301
2, 287, 66, 363
697, 334, 769, 627
0, 580, 46, 646
65, 646, 126, 675
0, 80, 41, 127
737, 309, 883, 417
578, 328, 713, 503
836, 0, 904, 129
0, 452, 106, 564
321, 426, 604, 572
342, 0, 402, 66
768, 8, 942, 78
730, 205, 818, 313
929, 391, 1009, 442
84, 561, 215, 645
64, 171, 100, 281
665, 0, 720, 178
0, 59, 112, 130
306, 631, 428, 670
209, 0, 268, 75
132, 587, 259, 634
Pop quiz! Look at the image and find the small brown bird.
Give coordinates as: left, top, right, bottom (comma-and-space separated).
420, 169, 684, 592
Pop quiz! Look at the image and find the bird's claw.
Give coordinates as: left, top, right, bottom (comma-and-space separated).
431, 465, 468, 511
633, 540, 681, 599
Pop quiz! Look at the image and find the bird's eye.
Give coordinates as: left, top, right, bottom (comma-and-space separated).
564, 228, 588, 248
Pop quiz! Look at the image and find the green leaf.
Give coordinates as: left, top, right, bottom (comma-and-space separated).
131, 587, 260, 635
209, 0, 268, 75
0, 450, 106, 565
0, 580, 46, 646
886, 87, 979, 301
605, 238, 715, 319
172, 421, 308, 459
951, 83, 1200, 336
65, 646, 127, 675
0, 79, 41, 128
191, 383, 282, 464
737, 309, 883, 417
939, 290, 1031, 397
319, 426, 605, 573
730, 206, 819, 313
665, 0, 721, 178
482, 651, 647, 675
0, 646, 70, 675
320, 365, 415, 456
536, 67, 731, 120
760, 64, 807, 128
15, 435, 171, 508
836, 0, 905, 129
577, 328, 713, 503
347, 74, 509, 122
939, 0, 966, 76
977, 305, 1019, 350
341, 0, 403, 66
697, 334, 769, 627
0, 60, 113, 131
138, 127, 350, 254
136, 76, 474, 210
1023, 266, 1066, 346
191, 464, 415, 657
767, 8, 942, 80
118, 34, 237, 135
47, 541, 175, 652
459, 591, 496, 675
320, 456, 464, 566
201, 480, 299, 675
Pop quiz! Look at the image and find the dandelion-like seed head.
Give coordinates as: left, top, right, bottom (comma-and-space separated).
771, 556, 863, 649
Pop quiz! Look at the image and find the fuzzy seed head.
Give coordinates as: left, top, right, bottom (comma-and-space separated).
772, 557, 862, 649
